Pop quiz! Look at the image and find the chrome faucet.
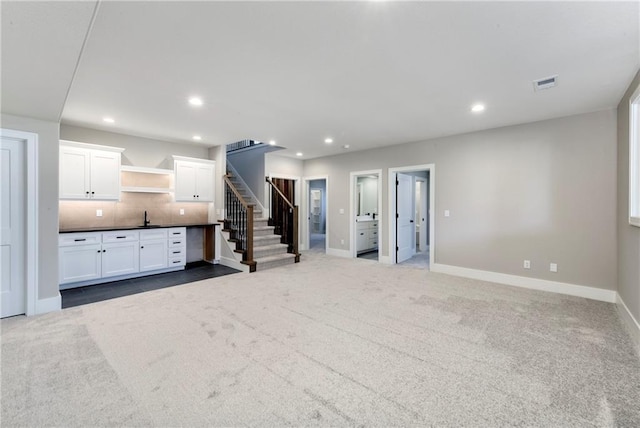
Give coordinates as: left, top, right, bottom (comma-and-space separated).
144, 210, 151, 227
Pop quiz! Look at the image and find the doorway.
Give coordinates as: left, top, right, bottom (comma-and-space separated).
350, 170, 382, 261
306, 178, 327, 253
389, 164, 434, 269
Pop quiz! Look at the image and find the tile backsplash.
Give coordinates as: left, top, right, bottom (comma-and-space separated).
59, 192, 211, 230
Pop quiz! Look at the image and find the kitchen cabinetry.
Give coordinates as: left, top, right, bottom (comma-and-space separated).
59, 227, 187, 289
173, 156, 215, 202
59, 233, 102, 284
59, 141, 124, 200
101, 231, 140, 278
356, 220, 378, 253
139, 229, 168, 272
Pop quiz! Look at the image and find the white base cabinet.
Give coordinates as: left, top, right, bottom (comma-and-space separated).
59, 227, 187, 289
356, 220, 379, 253
59, 243, 102, 284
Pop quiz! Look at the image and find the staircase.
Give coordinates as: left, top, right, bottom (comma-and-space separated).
222, 174, 298, 272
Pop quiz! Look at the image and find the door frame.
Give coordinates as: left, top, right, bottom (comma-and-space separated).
388, 164, 435, 266
266, 171, 302, 247
350, 169, 382, 259
302, 175, 329, 252
1, 128, 38, 316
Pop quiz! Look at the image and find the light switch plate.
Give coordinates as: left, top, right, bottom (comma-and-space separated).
444, 210, 450, 217
96, 209, 103, 217
339, 208, 345, 214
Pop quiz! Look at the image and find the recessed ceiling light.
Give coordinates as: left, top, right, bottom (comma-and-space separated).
324, 138, 333, 144
269, 140, 277, 146
103, 117, 115, 123
471, 104, 485, 113
296, 152, 303, 157
188, 96, 203, 106
343, 145, 350, 149
192, 135, 202, 141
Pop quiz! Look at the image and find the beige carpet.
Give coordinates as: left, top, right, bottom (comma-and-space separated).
2, 252, 639, 427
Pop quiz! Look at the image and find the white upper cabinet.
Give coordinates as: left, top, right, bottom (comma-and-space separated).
173, 155, 215, 202
60, 141, 124, 200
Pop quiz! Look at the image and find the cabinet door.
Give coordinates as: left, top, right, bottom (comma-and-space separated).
59, 244, 102, 284
195, 164, 214, 202
356, 229, 369, 252
174, 161, 197, 201
60, 147, 90, 199
102, 241, 139, 278
90, 150, 121, 200
139, 239, 168, 272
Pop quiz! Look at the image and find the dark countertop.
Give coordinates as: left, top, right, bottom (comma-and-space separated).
59, 223, 220, 233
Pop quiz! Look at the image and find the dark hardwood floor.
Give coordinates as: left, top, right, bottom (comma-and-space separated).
61, 261, 241, 309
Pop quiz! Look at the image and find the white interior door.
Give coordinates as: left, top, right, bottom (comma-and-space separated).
396, 173, 414, 263
1, 137, 26, 317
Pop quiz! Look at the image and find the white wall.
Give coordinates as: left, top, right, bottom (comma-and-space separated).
1, 114, 60, 301
304, 109, 618, 291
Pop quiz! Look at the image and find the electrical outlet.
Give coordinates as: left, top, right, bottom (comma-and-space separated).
444, 210, 450, 217
550, 263, 558, 273
341, 239, 345, 245
179, 209, 185, 215
96, 209, 103, 217
523, 260, 531, 269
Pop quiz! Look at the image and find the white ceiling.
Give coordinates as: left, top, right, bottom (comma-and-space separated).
3, 1, 639, 159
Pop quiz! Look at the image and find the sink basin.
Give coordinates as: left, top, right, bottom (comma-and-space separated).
139, 225, 163, 228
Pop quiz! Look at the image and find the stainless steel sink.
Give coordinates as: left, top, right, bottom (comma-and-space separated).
139, 225, 163, 228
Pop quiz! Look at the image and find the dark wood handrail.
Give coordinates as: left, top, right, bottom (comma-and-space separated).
265, 177, 294, 209
224, 174, 253, 208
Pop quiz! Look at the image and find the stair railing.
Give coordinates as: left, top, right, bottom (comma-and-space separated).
265, 177, 300, 262
223, 174, 255, 270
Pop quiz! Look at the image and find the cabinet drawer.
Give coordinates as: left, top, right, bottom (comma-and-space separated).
168, 256, 186, 267
140, 229, 168, 240
168, 247, 185, 257
168, 238, 185, 248
59, 232, 102, 246
102, 230, 139, 243
167, 227, 186, 238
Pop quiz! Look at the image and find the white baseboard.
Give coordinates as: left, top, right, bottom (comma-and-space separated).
36, 293, 61, 314
326, 248, 352, 258
431, 263, 617, 303
616, 293, 640, 354
379, 255, 393, 265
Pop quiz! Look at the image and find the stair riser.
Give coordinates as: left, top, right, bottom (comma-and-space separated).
254, 237, 282, 246
254, 247, 289, 258
257, 257, 297, 271
253, 228, 276, 237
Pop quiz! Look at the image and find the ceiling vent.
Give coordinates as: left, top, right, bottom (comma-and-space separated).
533, 75, 558, 92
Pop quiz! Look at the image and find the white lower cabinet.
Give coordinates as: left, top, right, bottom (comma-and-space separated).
59, 243, 102, 284
59, 227, 186, 288
356, 220, 378, 253
102, 241, 140, 278
139, 229, 168, 272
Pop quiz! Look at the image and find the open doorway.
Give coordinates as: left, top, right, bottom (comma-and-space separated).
308, 178, 327, 253
389, 164, 434, 269
350, 170, 382, 261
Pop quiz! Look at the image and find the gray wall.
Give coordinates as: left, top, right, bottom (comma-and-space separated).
60, 124, 210, 168
304, 109, 617, 290
227, 146, 268, 204
617, 69, 640, 322
1, 114, 60, 300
